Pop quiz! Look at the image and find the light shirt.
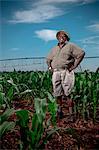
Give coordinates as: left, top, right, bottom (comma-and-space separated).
46, 42, 84, 69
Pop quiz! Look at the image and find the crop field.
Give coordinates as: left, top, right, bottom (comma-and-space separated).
0, 70, 99, 149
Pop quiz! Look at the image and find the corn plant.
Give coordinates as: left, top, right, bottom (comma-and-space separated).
71, 71, 99, 121
0, 76, 32, 108
46, 92, 58, 126
0, 108, 16, 138
16, 97, 47, 149
0, 70, 99, 122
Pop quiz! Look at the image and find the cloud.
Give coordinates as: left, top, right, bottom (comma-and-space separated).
79, 36, 99, 44
35, 29, 58, 41
10, 48, 20, 51
9, 0, 96, 24
35, 0, 79, 5
35, 0, 96, 5
78, 36, 99, 55
9, 5, 64, 23
80, 0, 96, 5
87, 23, 99, 32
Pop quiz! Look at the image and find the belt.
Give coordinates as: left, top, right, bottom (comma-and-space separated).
53, 67, 67, 72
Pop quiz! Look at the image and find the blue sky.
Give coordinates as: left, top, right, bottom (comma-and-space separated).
0, 0, 99, 71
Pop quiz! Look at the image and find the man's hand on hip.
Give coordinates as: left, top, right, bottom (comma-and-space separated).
48, 67, 53, 73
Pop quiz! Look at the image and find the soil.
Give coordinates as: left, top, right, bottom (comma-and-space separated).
1, 99, 99, 150
45, 99, 99, 150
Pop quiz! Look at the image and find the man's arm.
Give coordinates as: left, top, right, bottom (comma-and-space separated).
46, 59, 52, 68
69, 51, 85, 71
46, 47, 55, 71
46, 59, 53, 72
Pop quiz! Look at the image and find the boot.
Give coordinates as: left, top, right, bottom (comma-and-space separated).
57, 106, 64, 119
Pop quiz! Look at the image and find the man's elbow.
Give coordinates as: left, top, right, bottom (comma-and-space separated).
83, 51, 85, 57
77, 51, 85, 59
46, 58, 52, 66
80, 51, 85, 58
46, 58, 50, 63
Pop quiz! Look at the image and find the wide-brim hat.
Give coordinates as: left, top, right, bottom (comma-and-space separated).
56, 30, 70, 41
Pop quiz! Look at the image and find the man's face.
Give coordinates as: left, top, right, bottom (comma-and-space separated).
57, 33, 67, 44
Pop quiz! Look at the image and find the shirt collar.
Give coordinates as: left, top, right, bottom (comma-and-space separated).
57, 41, 68, 48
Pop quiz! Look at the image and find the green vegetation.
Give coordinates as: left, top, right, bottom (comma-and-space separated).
0, 70, 99, 149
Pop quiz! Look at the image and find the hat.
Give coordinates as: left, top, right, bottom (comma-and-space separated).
56, 30, 70, 41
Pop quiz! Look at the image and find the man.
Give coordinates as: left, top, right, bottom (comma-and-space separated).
46, 30, 85, 120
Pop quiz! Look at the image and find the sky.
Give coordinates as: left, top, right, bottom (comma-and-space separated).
0, 0, 99, 71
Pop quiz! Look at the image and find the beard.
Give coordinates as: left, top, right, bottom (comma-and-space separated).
59, 41, 65, 44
